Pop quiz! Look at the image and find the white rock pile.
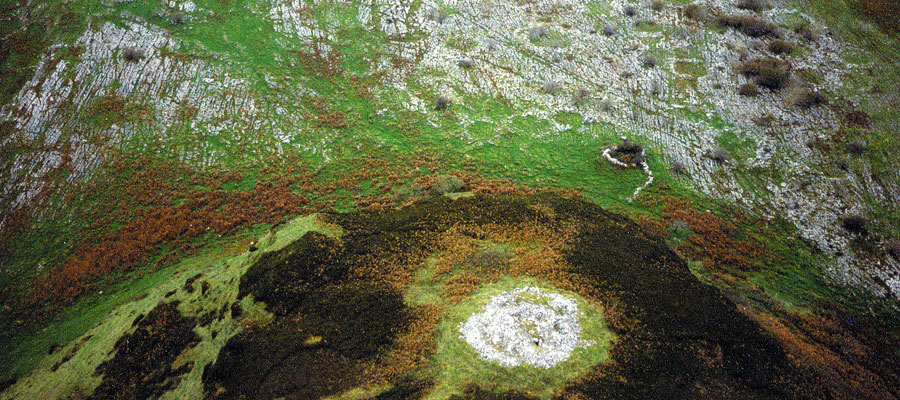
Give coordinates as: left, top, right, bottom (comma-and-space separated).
459, 287, 586, 368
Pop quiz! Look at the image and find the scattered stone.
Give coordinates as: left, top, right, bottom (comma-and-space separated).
459, 287, 584, 368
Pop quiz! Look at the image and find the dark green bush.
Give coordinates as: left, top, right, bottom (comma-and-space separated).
840, 215, 868, 235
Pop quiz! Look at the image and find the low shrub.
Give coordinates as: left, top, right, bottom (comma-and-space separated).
673, 26, 692, 39
651, 0, 665, 12
427, 9, 447, 24
794, 23, 819, 41
616, 141, 644, 154
541, 79, 561, 94
572, 88, 591, 106
122, 47, 145, 62
717, 15, 780, 37
753, 112, 776, 127
436, 95, 451, 111
431, 174, 465, 195
670, 160, 688, 174
602, 23, 616, 36
840, 215, 868, 235
738, 82, 760, 96
736, 0, 766, 12
528, 26, 550, 41
887, 240, 900, 259
792, 88, 826, 108
624, 5, 637, 17
641, 53, 659, 68
683, 3, 709, 21
737, 57, 791, 90
469, 247, 513, 270
767, 39, 794, 55
844, 110, 872, 127
650, 80, 665, 96
847, 139, 867, 155
171, 11, 185, 25
708, 148, 733, 163
457, 58, 475, 69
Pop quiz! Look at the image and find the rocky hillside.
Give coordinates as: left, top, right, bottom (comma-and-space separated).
1, 0, 899, 398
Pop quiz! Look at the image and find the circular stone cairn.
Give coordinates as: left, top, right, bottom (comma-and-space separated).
459, 287, 587, 368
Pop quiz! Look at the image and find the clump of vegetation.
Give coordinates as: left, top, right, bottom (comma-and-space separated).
427, 8, 447, 24
610, 140, 646, 165
805, 137, 829, 152
736, 0, 767, 12
572, 88, 591, 106
602, 23, 616, 36
599, 99, 614, 112
717, 15, 780, 37
122, 47, 145, 62
634, 18, 658, 28
624, 5, 637, 17
835, 158, 850, 171
887, 240, 900, 260
431, 174, 465, 195
753, 112, 776, 127
641, 53, 659, 68
844, 110, 872, 127
708, 148, 733, 164
469, 247, 514, 270
683, 3, 709, 21
170, 11, 185, 25
650, 0, 665, 12
650, 80, 665, 96
528, 26, 550, 41
436, 95, 451, 111
617, 141, 644, 154
738, 82, 760, 96
457, 58, 475, 69
670, 160, 688, 174
840, 215, 868, 235
673, 26, 692, 39
541, 79, 561, 94
767, 39, 794, 55
669, 220, 691, 232
794, 22, 819, 41
847, 139, 867, 155
737, 57, 791, 90
792, 88, 827, 108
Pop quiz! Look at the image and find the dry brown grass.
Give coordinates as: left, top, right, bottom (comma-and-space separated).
654, 197, 767, 271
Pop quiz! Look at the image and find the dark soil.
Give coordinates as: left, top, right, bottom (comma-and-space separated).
89, 301, 199, 400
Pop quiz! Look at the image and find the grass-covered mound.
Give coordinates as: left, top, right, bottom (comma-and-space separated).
200, 194, 833, 399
